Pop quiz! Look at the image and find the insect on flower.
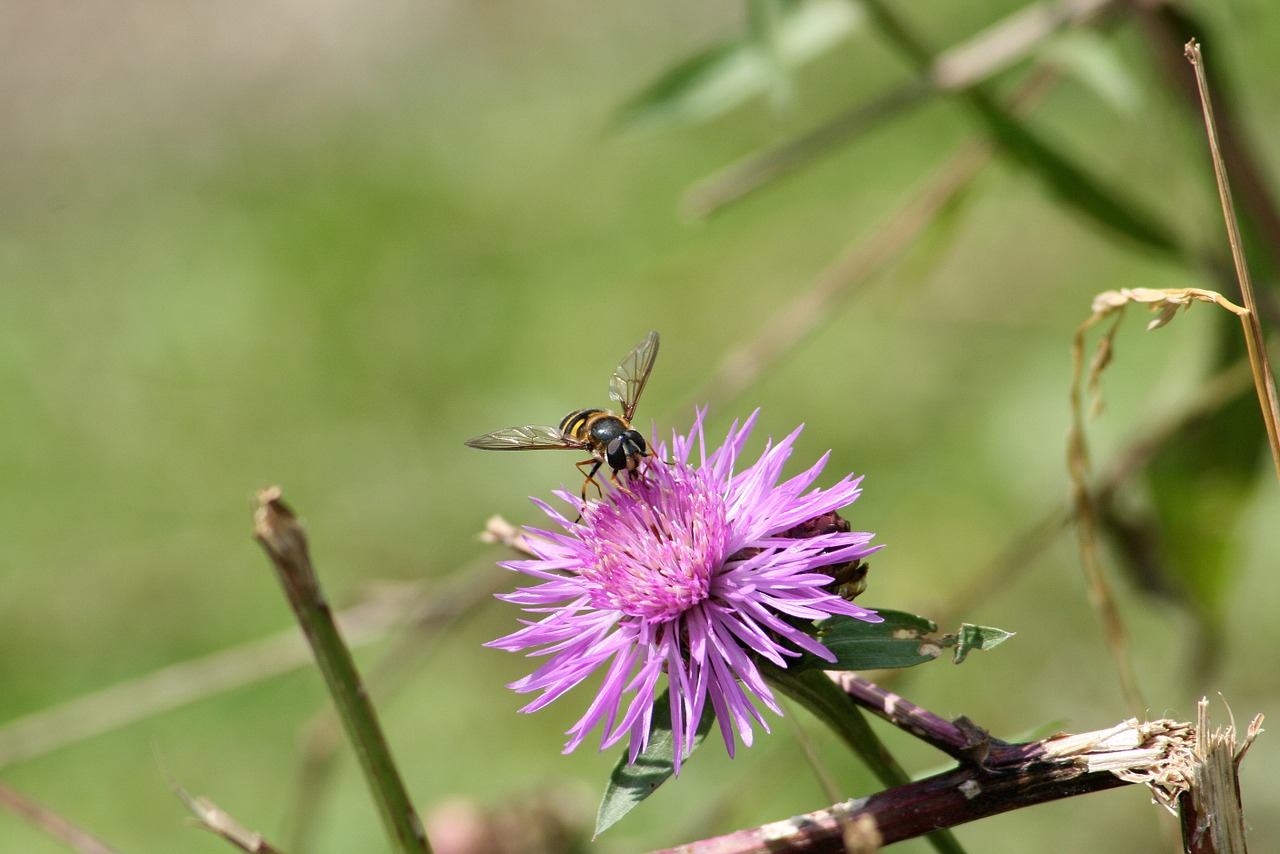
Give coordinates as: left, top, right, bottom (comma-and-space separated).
464, 331, 660, 501
486, 409, 884, 772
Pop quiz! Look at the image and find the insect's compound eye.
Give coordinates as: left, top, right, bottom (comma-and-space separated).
625, 430, 647, 455
607, 431, 647, 472
606, 437, 629, 471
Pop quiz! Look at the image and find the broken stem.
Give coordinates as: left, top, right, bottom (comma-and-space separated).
253, 487, 430, 854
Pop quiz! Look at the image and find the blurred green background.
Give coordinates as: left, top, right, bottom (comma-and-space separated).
2, 1, 1278, 851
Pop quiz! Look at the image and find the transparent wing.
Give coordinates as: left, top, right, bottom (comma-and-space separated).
464, 424, 588, 451
607, 331, 660, 420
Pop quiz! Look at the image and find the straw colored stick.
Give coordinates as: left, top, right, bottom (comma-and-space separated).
1185, 41, 1280, 485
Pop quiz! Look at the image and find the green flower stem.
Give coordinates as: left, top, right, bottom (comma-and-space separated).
763, 665, 966, 854
253, 488, 430, 854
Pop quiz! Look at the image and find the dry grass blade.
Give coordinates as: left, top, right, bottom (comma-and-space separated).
1185, 41, 1280, 486
1070, 285, 1259, 717
0, 594, 418, 770
175, 784, 287, 853
1133, 6, 1280, 280
675, 138, 992, 418
929, 339, 1258, 652
0, 782, 122, 854
480, 514, 541, 557
1068, 286, 1253, 716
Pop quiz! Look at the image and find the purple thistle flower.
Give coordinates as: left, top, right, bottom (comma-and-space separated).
486, 410, 883, 772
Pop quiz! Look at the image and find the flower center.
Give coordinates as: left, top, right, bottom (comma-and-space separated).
578, 468, 727, 622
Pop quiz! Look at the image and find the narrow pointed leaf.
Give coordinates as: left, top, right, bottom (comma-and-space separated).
594, 689, 716, 836
952, 623, 1014, 663
859, 0, 1180, 255
966, 92, 1180, 255
810, 609, 943, 670
788, 609, 1014, 671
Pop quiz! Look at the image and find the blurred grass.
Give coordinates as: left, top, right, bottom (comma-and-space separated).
1, 1, 1279, 852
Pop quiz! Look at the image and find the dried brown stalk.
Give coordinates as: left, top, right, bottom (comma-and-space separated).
1184, 41, 1280, 486
648, 686, 1198, 854
175, 784, 288, 854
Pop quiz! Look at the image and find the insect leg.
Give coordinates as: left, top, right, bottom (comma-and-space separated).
576, 458, 605, 502
608, 467, 640, 498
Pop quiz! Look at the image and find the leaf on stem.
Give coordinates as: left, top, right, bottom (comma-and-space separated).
799, 609, 1013, 671
952, 623, 1014, 663
594, 689, 716, 837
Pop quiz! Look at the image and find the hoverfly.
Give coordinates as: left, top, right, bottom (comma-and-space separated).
464, 331, 660, 501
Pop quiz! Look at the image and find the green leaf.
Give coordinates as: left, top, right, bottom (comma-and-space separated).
612, 42, 766, 131
591, 610, 1011, 836
1040, 31, 1141, 115
1132, 384, 1262, 675
952, 623, 1014, 663
594, 689, 716, 837
611, 0, 863, 131
790, 609, 1013, 671
807, 609, 943, 670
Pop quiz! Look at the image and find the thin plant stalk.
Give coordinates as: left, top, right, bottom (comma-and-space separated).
1068, 306, 1147, 717
1185, 40, 1280, 486
283, 563, 505, 854
252, 487, 430, 854
0, 782, 122, 854
671, 62, 1063, 420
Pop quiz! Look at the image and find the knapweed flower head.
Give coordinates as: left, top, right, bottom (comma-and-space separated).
487, 410, 882, 772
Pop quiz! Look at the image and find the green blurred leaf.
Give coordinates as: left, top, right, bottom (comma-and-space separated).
1041, 31, 1141, 115
611, 0, 863, 131
747, 0, 792, 110
858, 0, 1180, 255
762, 665, 909, 785
594, 689, 715, 837
966, 92, 1180, 255
1147, 376, 1261, 604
